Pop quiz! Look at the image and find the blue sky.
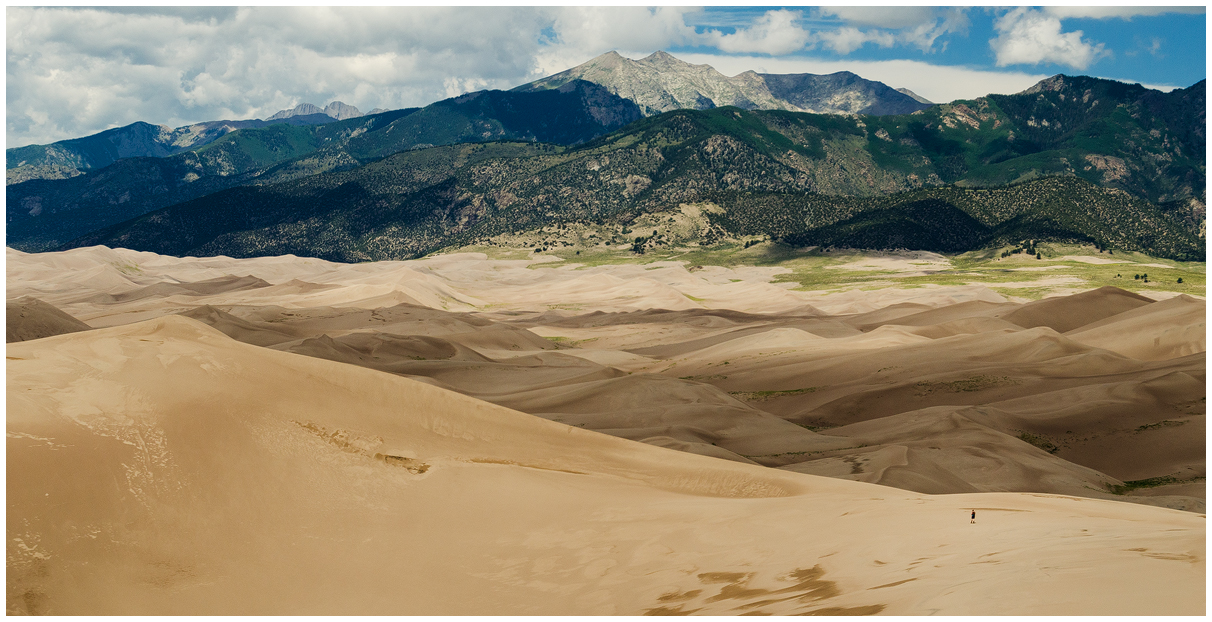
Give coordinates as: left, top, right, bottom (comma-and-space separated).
6, 6, 1207, 147
675, 6, 1205, 88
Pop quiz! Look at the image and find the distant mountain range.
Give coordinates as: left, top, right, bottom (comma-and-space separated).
6, 81, 640, 251
5, 50, 1206, 262
515, 51, 932, 117
6, 101, 369, 185
7, 51, 928, 187
69, 133, 1200, 262
64, 84, 1205, 262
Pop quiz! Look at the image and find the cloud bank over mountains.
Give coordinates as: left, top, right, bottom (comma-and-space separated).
6, 6, 1205, 147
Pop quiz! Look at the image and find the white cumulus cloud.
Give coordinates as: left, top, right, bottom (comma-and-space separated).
6, 6, 708, 147
707, 10, 812, 56
990, 8, 1111, 70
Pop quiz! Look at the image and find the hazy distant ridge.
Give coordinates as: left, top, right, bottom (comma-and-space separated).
6, 101, 369, 184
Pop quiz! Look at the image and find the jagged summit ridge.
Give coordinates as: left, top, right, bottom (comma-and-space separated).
515, 50, 933, 117
267, 101, 364, 121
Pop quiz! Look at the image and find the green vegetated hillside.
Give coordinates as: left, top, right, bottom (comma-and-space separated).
7, 81, 640, 251
709, 180, 1202, 260
972, 75, 1204, 204
67, 142, 549, 260
68, 126, 1203, 262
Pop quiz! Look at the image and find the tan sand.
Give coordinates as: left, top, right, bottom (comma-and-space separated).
1066, 294, 1206, 360
795, 284, 1009, 315
7, 246, 1206, 613
7, 247, 1204, 509
7, 316, 1204, 615
6, 297, 92, 343
995, 285, 1154, 333
5, 247, 1002, 319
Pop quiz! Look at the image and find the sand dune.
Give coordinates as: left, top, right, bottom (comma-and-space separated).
995, 285, 1154, 333
177, 305, 301, 346
1066, 294, 1206, 360
784, 405, 1126, 495
7, 316, 1204, 614
537, 347, 658, 372
8, 247, 1204, 512
8, 247, 1006, 319
646, 325, 933, 378
795, 284, 1009, 315
7, 246, 1206, 613
483, 372, 854, 459
5, 297, 92, 343
979, 367, 1206, 483
890, 316, 1027, 339
850, 299, 1016, 330
840, 301, 934, 327
180, 298, 1195, 498
86, 274, 273, 304
651, 326, 826, 360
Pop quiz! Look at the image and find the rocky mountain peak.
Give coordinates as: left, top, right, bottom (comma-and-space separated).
323, 101, 363, 120
514, 50, 933, 117
1020, 75, 1069, 95
576, 50, 626, 71
267, 101, 364, 122
638, 50, 682, 65
266, 103, 322, 121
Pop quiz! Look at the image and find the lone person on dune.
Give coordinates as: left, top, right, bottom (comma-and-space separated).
971, 510, 976, 524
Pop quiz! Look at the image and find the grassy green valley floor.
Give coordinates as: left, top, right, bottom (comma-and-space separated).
453, 231, 1204, 302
